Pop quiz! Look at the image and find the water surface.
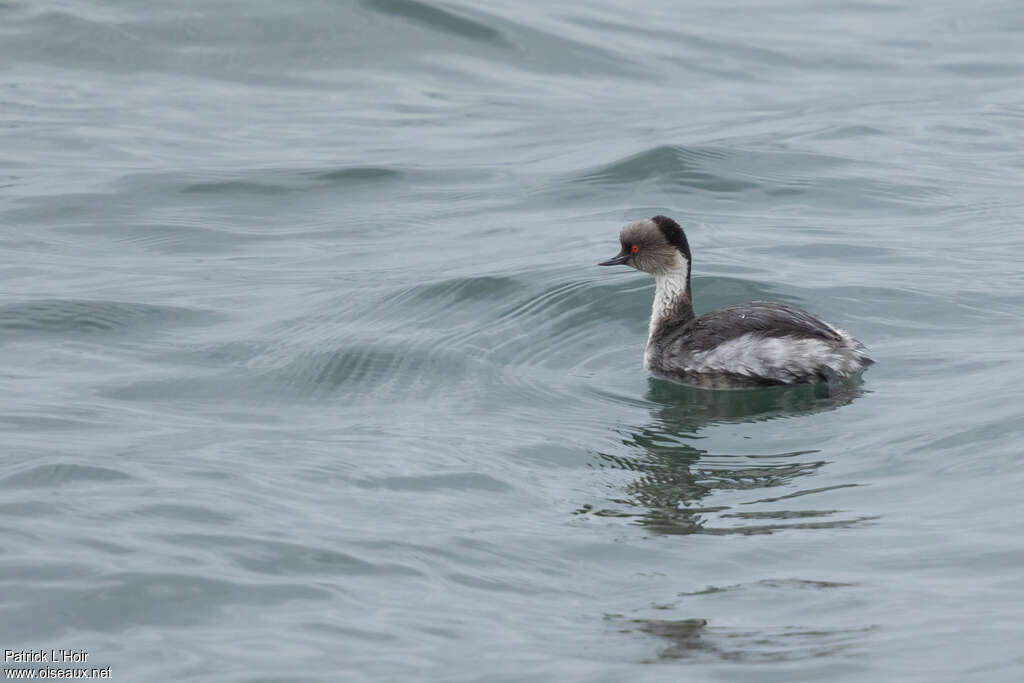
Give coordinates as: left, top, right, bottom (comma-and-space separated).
2, 1, 1024, 681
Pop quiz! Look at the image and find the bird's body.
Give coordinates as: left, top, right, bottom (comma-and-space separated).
600, 216, 873, 389
645, 299, 871, 388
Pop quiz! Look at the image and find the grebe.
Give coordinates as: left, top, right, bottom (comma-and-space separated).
599, 216, 873, 389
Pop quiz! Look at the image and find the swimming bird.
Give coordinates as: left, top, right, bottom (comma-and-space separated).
599, 216, 873, 389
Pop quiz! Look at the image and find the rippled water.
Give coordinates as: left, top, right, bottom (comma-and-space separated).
3, 1, 1024, 681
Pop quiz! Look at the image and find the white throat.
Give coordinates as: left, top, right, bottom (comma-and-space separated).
644, 264, 690, 367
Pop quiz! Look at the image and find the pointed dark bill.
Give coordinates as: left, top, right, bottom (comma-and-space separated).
598, 252, 630, 266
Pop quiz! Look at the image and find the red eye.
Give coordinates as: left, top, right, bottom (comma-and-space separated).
631, 245, 639, 254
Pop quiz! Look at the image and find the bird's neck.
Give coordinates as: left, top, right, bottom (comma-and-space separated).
647, 268, 694, 347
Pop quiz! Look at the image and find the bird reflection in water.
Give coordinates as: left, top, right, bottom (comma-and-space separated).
586, 377, 875, 536
594, 379, 877, 662
608, 613, 876, 663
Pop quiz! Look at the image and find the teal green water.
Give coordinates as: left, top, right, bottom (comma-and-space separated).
3, 1, 1024, 681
